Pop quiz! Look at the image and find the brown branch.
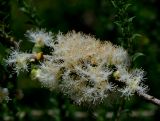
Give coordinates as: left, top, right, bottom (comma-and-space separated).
0, 33, 19, 48
136, 91, 160, 106
0, 23, 18, 48
110, 77, 160, 106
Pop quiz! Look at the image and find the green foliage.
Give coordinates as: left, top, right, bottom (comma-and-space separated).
17, 0, 42, 27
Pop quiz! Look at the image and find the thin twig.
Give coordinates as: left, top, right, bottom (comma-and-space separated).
111, 79, 160, 106
0, 33, 19, 48
136, 91, 160, 106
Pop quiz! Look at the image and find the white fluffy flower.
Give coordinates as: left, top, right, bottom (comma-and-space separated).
35, 62, 60, 90
26, 29, 54, 47
118, 67, 148, 97
5, 49, 31, 74
111, 46, 130, 66
116, 65, 130, 82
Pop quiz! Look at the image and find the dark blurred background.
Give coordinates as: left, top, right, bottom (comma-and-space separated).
0, 0, 160, 121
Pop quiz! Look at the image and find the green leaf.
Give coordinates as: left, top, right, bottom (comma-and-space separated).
131, 33, 142, 40
128, 16, 136, 22
20, 7, 28, 13
132, 52, 145, 62
114, 21, 121, 27
124, 4, 132, 10
111, 0, 117, 8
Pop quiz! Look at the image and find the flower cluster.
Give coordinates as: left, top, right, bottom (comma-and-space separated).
5, 29, 148, 105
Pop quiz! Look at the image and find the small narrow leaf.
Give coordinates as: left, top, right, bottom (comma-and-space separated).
20, 7, 28, 13
114, 21, 121, 27
132, 52, 145, 62
131, 33, 142, 40
111, 0, 117, 8
124, 4, 132, 10
128, 16, 136, 22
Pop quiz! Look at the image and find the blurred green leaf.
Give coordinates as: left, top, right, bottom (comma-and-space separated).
111, 0, 117, 8
132, 52, 145, 62
128, 16, 136, 22
124, 4, 131, 10
131, 33, 142, 40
